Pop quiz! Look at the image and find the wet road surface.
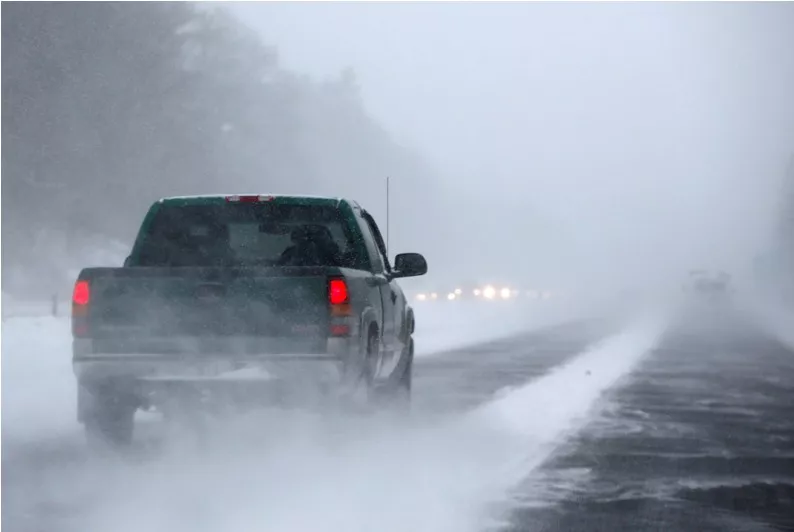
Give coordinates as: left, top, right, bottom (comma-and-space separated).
508, 311, 794, 531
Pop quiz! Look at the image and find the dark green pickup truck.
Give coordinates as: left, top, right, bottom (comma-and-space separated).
71, 194, 427, 445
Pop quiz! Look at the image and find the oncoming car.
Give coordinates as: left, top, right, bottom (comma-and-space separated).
410, 282, 529, 302
683, 269, 732, 302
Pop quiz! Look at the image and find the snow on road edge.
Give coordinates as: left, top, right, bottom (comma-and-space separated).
465, 311, 669, 524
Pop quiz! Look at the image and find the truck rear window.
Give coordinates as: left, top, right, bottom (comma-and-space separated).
133, 203, 362, 268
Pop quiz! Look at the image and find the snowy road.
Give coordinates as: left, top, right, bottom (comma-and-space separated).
3, 299, 791, 531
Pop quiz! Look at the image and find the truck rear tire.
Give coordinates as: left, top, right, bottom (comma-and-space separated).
363, 328, 379, 400
397, 336, 413, 396
83, 393, 136, 448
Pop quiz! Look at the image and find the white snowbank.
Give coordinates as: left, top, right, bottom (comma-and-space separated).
472, 312, 668, 464
1, 316, 78, 443
1, 293, 65, 320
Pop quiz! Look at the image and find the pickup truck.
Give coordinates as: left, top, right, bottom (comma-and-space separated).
71, 194, 427, 445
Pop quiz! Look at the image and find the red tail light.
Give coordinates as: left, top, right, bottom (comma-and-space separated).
72, 280, 90, 337
329, 279, 349, 305
328, 278, 352, 336
73, 280, 90, 306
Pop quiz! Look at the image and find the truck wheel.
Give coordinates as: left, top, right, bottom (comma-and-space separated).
363, 328, 379, 400
373, 337, 413, 412
83, 397, 135, 448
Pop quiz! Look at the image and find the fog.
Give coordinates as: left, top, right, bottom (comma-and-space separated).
3, 2, 794, 301
229, 1, 794, 293
4, 5, 794, 531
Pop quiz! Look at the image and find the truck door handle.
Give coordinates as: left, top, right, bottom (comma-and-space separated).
390, 291, 397, 304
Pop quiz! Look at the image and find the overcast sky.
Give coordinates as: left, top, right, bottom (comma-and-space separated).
227, 2, 794, 288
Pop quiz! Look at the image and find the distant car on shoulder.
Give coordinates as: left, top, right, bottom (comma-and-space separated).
683, 270, 732, 301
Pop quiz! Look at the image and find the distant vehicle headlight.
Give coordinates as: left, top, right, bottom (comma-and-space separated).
447, 292, 456, 300
416, 293, 427, 301
483, 285, 496, 299
430, 292, 438, 300
454, 288, 462, 295
473, 288, 482, 296
500, 287, 511, 299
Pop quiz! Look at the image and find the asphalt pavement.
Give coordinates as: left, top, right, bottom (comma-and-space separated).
412, 318, 616, 416
507, 309, 794, 531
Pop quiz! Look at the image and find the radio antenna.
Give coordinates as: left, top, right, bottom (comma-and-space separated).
386, 175, 391, 255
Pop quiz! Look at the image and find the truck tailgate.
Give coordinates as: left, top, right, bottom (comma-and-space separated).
80, 267, 334, 351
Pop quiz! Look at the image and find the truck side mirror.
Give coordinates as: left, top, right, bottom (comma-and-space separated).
392, 253, 428, 279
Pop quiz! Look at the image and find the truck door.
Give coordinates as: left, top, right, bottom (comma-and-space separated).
360, 210, 401, 355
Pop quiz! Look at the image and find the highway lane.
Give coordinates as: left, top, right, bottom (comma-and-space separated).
507, 309, 794, 531
412, 318, 617, 416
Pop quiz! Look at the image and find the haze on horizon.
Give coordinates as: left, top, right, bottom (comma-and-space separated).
227, 1, 794, 294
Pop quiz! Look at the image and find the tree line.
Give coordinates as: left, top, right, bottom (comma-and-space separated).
2, 2, 452, 297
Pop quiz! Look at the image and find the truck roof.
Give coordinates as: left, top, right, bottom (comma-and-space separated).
157, 194, 350, 208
